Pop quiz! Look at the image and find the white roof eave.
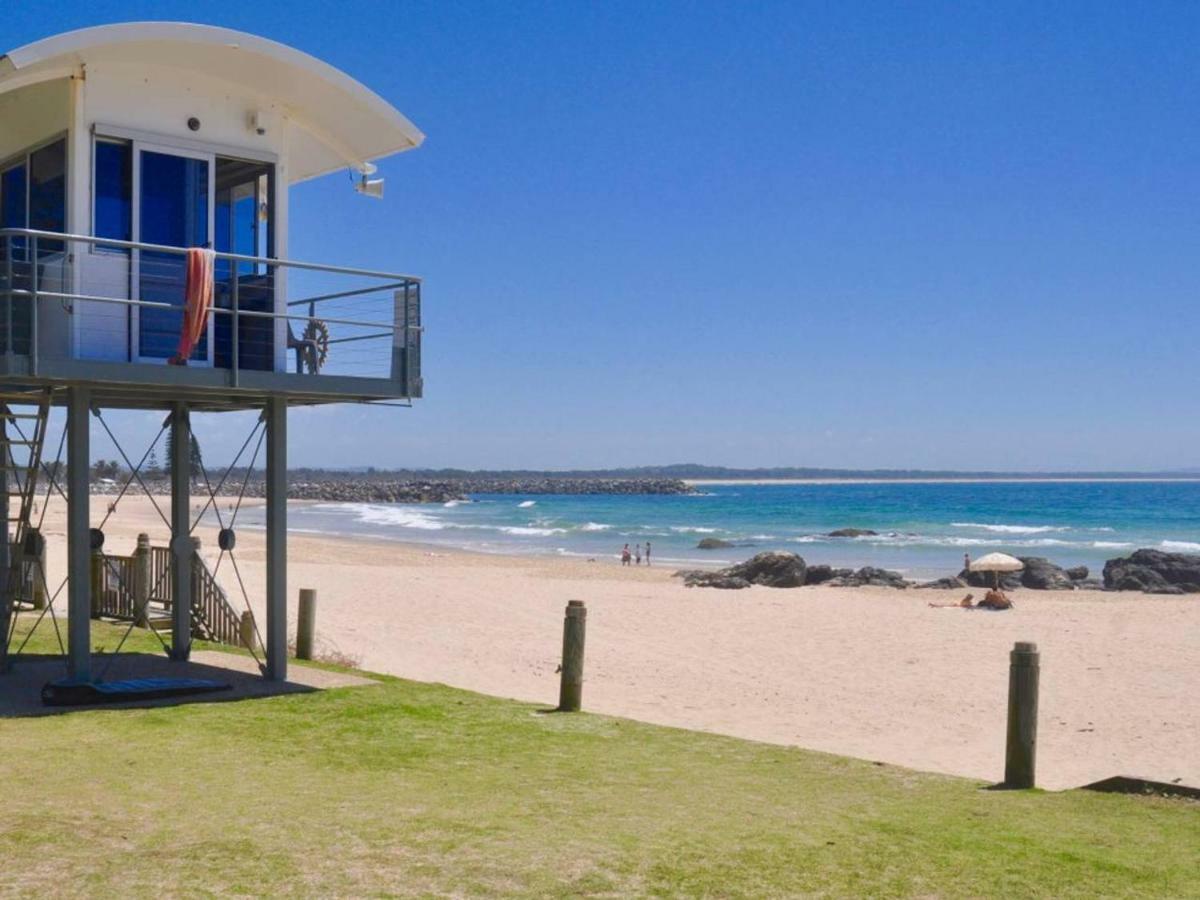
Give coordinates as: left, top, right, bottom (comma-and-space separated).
0, 22, 425, 182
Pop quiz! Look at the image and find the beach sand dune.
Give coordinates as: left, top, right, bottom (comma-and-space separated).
35, 496, 1200, 791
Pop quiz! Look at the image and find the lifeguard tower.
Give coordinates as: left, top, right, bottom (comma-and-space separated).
0, 23, 423, 689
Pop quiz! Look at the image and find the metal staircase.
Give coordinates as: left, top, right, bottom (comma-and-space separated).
0, 389, 53, 669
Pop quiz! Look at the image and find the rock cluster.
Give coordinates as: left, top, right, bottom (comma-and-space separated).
675, 551, 807, 590
676, 571, 752, 590
827, 528, 878, 538
803, 564, 851, 585
676, 552, 912, 591
723, 552, 808, 587
1103, 549, 1200, 594
673, 546, 1200, 595
696, 537, 736, 550
823, 566, 911, 589
960, 557, 1086, 591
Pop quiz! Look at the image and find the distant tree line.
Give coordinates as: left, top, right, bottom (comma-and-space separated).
79, 460, 1190, 484
86, 435, 203, 482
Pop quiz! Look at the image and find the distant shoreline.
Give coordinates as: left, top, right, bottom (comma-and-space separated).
686, 477, 1200, 486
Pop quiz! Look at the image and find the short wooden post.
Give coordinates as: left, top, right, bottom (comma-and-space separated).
557, 600, 587, 712
89, 547, 104, 618
133, 533, 151, 628
29, 537, 47, 610
296, 588, 317, 660
1005, 641, 1040, 789
239, 610, 257, 652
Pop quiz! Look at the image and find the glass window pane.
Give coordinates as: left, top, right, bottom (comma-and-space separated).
95, 140, 132, 245
29, 139, 66, 254
213, 157, 274, 371
1, 164, 28, 263
0, 164, 26, 228
139, 151, 210, 360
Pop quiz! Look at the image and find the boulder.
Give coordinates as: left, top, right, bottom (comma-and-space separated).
960, 568, 1022, 591
1017, 557, 1076, 591
1103, 549, 1200, 593
1065, 565, 1089, 581
917, 576, 966, 590
680, 571, 751, 590
696, 537, 736, 550
804, 564, 853, 585
724, 552, 808, 588
828, 528, 878, 538
828, 566, 911, 589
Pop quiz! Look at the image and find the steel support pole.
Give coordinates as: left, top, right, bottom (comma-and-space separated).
169, 402, 192, 661
0, 415, 9, 608
66, 387, 91, 681
264, 397, 287, 681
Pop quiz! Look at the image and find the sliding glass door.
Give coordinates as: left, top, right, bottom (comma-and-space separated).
134, 145, 213, 363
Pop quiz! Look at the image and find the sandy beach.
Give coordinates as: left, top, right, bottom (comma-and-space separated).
28, 494, 1200, 792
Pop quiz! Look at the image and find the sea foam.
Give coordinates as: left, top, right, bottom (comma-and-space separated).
1161, 540, 1200, 552
353, 504, 446, 530
951, 522, 1068, 534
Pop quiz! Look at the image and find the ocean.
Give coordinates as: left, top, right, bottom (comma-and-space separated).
241, 480, 1200, 580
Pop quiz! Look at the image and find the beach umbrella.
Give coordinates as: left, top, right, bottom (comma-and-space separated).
970, 552, 1024, 589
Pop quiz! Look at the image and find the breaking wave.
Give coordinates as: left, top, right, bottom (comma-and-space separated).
352, 504, 446, 530
951, 522, 1068, 534
1161, 540, 1200, 552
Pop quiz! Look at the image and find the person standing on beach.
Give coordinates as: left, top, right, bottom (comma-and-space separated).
645, 542, 652, 566
621, 544, 632, 566
635, 544, 642, 565
963, 552, 971, 574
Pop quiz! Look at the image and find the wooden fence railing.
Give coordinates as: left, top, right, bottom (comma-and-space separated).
190, 557, 242, 645
91, 539, 245, 646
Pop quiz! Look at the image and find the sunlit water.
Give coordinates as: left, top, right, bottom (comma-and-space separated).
231, 480, 1200, 580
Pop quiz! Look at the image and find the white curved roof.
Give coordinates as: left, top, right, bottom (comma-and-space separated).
0, 22, 425, 182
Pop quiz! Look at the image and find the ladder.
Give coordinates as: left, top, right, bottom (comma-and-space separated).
0, 389, 53, 670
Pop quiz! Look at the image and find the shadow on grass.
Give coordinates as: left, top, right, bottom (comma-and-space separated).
0, 652, 316, 719
1079, 776, 1200, 802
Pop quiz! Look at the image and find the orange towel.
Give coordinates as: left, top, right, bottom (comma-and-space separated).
169, 247, 215, 365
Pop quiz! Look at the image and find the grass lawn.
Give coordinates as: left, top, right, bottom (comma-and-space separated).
1, 619, 1197, 898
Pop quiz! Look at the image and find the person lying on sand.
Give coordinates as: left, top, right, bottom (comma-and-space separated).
977, 589, 1013, 610
929, 593, 975, 609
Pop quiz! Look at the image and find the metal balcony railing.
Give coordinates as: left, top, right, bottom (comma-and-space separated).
0, 228, 422, 398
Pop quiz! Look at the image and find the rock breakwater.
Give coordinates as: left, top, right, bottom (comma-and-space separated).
91, 477, 691, 503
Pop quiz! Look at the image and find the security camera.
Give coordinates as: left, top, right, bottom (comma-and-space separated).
354, 162, 384, 198
355, 176, 385, 198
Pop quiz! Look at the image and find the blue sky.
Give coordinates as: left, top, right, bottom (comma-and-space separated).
8, 1, 1200, 471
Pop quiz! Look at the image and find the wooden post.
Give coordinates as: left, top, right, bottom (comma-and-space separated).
1005, 641, 1040, 789
239, 610, 257, 652
557, 600, 587, 712
89, 547, 103, 619
133, 533, 151, 628
296, 588, 316, 661
31, 534, 47, 611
